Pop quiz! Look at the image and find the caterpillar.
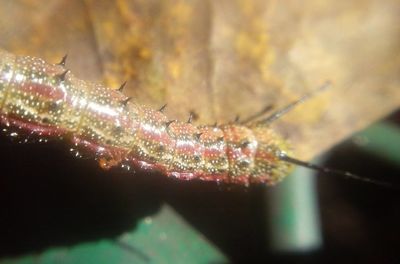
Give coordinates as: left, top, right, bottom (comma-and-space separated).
0, 48, 392, 187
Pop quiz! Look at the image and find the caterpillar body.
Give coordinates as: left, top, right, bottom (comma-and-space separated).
0, 48, 297, 186
0, 48, 394, 189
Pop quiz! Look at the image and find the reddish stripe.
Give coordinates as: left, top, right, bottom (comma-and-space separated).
0, 114, 67, 137
19, 82, 65, 101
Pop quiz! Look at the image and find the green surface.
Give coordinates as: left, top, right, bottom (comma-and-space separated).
0, 204, 227, 264
265, 166, 322, 253
355, 121, 400, 167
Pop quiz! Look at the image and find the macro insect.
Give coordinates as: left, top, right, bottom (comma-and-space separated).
0, 48, 392, 188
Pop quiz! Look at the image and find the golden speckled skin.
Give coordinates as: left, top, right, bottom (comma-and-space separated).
0, 49, 293, 185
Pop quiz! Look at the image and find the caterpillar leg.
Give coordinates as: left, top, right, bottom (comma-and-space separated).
98, 156, 123, 170
71, 136, 128, 170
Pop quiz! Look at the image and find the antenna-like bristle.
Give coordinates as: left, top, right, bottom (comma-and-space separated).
258, 81, 331, 126
277, 152, 398, 190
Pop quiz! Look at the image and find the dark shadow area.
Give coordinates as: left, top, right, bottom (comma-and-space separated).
318, 139, 400, 263
0, 133, 163, 258
163, 180, 268, 263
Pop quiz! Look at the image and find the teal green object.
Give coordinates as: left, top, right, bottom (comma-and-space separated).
355, 121, 400, 167
265, 164, 322, 253
0, 204, 228, 264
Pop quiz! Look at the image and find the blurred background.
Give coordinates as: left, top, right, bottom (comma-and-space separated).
0, 0, 399, 263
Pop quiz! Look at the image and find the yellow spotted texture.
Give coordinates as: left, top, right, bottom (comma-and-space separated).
0, 48, 294, 185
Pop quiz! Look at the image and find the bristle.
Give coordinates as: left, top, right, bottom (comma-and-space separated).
56, 70, 69, 81
118, 81, 127, 92
57, 54, 68, 66
120, 97, 132, 106
165, 120, 175, 128
159, 104, 167, 113
277, 152, 398, 190
258, 81, 331, 125
240, 104, 274, 124
187, 113, 194, 124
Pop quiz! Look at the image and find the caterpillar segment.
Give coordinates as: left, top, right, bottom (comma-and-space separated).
0, 48, 293, 186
